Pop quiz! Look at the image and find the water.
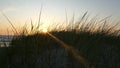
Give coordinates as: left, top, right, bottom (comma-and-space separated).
0, 35, 13, 47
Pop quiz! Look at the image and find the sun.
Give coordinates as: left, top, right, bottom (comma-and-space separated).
42, 28, 48, 33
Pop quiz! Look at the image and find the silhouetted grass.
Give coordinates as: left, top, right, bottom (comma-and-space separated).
0, 12, 120, 68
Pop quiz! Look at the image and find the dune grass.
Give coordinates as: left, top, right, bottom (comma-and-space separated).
0, 12, 120, 68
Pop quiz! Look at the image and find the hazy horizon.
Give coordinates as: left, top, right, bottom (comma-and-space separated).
0, 0, 120, 35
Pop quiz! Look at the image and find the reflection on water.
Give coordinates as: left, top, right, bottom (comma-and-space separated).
0, 35, 13, 47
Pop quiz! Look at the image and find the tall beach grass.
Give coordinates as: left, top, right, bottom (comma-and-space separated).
0, 12, 120, 68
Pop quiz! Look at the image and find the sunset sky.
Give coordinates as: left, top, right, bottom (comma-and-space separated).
0, 0, 120, 35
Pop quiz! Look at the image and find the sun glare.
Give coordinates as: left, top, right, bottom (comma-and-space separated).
42, 28, 48, 33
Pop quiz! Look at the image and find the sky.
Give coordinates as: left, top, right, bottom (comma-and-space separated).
0, 0, 120, 35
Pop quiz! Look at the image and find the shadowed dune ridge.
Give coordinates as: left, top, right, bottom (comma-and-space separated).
0, 12, 120, 68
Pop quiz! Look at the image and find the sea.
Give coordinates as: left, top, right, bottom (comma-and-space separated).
0, 35, 13, 47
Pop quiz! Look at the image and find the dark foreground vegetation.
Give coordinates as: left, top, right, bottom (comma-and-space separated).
0, 12, 120, 68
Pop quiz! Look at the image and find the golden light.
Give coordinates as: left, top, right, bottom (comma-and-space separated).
42, 28, 48, 33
